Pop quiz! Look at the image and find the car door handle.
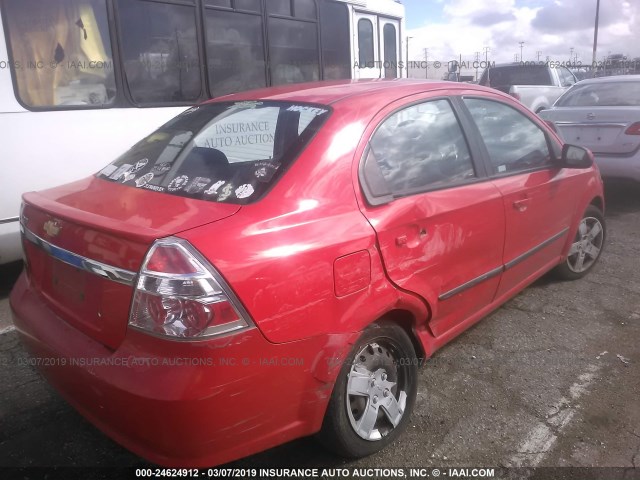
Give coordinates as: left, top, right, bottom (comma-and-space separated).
513, 198, 531, 212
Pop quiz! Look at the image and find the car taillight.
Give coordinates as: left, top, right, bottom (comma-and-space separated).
625, 122, 640, 135
129, 237, 252, 339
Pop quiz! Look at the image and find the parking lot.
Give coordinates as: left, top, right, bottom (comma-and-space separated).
0, 181, 638, 475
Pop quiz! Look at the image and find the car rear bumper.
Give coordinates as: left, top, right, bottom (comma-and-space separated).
10, 272, 336, 467
594, 151, 640, 182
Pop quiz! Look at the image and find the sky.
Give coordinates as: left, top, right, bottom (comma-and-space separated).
403, 0, 640, 66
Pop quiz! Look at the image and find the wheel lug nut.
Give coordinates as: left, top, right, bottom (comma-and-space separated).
372, 395, 378, 404
381, 373, 387, 381
383, 390, 389, 397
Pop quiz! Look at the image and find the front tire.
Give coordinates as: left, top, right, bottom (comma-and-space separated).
554, 205, 605, 280
317, 322, 418, 458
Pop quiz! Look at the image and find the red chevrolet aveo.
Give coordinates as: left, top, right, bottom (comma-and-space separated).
11, 80, 605, 467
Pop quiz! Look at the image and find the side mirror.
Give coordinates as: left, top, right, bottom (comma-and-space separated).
561, 144, 593, 169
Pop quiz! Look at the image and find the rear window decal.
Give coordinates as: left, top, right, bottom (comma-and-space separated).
122, 171, 137, 183
231, 101, 263, 110
136, 173, 154, 188
100, 164, 118, 177
185, 177, 211, 194
254, 161, 279, 182
205, 181, 226, 196
130, 159, 149, 174
168, 175, 189, 192
287, 105, 328, 116
217, 184, 234, 201
235, 184, 255, 199
110, 164, 132, 180
142, 184, 165, 193
151, 162, 172, 175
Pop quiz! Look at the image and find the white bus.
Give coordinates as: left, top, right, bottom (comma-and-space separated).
0, 0, 405, 264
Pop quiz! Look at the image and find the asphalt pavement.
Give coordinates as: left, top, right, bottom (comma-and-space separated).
0, 181, 638, 478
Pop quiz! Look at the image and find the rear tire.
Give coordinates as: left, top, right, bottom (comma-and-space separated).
554, 205, 605, 280
317, 322, 418, 458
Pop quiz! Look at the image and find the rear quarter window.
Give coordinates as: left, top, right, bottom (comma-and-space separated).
486, 65, 552, 88
556, 81, 640, 107
97, 101, 330, 204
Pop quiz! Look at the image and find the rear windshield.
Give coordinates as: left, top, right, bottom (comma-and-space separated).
482, 65, 552, 88
555, 81, 640, 107
97, 101, 330, 204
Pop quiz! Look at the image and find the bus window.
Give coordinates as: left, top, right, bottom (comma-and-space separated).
358, 19, 375, 67
383, 23, 398, 79
234, 0, 260, 12
205, 7, 267, 97
267, 1, 320, 86
3, 0, 115, 108
320, 1, 350, 80
267, 0, 292, 16
294, 0, 317, 20
204, 0, 231, 7
116, 0, 202, 105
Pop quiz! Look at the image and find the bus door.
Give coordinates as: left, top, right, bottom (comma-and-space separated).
354, 12, 380, 78
379, 18, 400, 79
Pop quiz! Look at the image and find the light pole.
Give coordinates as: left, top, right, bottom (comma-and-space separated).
406, 36, 413, 78
570, 47, 574, 62
475, 51, 481, 81
536, 51, 543, 62
519, 41, 525, 62
424, 48, 429, 79
592, 0, 601, 67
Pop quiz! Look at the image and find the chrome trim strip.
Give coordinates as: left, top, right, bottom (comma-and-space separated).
439, 266, 504, 301
0, 216, 19, 225
555, 122, 628, 128
438, 228, 570, 301
504, 228, 569, 271
21, 227, 137, 286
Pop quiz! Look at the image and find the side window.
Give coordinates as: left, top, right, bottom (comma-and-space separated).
357, 19, 374, 66
463, 98, 551, 175
204, 5, 267, 97
116, 0, 202, 105
3, 0, 116, 108
366, 100, 476, 195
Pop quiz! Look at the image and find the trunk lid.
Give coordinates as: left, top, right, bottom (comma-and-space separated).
547, 107, 640, 155
21, 177, 240, 349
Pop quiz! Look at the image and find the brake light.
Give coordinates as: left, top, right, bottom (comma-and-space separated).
129, 237, 252, 339
625, 122, 640, 135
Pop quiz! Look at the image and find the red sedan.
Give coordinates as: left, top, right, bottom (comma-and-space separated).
11, 80, 605, 467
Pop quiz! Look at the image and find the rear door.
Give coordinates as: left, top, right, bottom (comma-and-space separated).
358, 94, 505, 337
460, 96, 579, 298
379, 18, 400, 79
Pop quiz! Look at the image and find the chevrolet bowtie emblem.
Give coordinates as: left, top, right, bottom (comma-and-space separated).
43, 220, 62, 238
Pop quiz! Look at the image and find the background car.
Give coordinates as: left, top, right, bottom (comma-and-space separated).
479, 63, 578, 113
540, 75, 640, 182
11, 79, 605, 467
